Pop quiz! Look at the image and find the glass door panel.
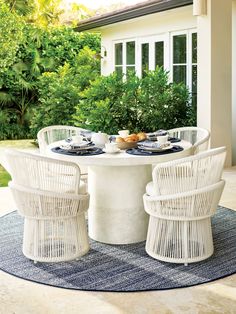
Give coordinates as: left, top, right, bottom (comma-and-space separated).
155, 41, 164, 68
115, 43, 123, 65
126, 41, 135, 65
141, 43, 149, 77
172, 34, 187, 85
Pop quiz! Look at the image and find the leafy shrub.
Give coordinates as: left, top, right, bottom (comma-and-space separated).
0, 109, 31, 140
38, 27, 101, 69
138, 70, 191, 131
73, 72, 130, 134
30, 47, 100, 137
73, 68, 192, 134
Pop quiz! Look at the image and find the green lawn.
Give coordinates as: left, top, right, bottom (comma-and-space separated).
0, 139, 37, 187
0, 165, 11, 186
0, 139, 37, 149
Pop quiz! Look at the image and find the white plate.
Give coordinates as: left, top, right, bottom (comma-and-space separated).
68, 140, 92, 148
102, 148, 121, 154
137, 144, 173, 152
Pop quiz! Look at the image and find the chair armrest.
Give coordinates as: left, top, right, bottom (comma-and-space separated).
143, 180, 225, 220
9, 181, 90, 219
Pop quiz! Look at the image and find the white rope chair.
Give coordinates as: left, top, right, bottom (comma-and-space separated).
143, 147, 226, 265
168, 126, 210, 154
5, 149, 90, 263
37, 125, 89, 180
37, 125, 89, 154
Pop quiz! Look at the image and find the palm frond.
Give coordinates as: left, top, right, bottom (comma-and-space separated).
40, 57, 56, 70
0, 91, 15, 106
12, 61, 29, 73
18, 77, 34, 91
9, 0, 36, 16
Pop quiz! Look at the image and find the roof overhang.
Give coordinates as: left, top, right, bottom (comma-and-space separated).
74, 0, 193, 32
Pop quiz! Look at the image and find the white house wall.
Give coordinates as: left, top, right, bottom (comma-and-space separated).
100, 6, 196, 75
232, 0, 236, 164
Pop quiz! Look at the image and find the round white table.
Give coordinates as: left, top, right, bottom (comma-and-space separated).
47, 141, 192, 245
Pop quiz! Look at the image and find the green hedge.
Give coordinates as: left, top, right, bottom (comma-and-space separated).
73, 68, 195, 134
30, 47, 100, 137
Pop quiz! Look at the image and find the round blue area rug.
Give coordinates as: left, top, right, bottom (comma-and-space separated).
0, 207, 235, 292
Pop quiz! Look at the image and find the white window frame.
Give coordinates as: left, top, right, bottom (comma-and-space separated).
137, 33, 169, 77
170, 28, 197, 93
113, 38, 137, 76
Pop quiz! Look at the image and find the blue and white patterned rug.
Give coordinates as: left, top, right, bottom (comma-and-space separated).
0, 207, 235, 292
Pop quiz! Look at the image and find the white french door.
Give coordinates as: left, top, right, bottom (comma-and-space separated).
137, 34, 169, 77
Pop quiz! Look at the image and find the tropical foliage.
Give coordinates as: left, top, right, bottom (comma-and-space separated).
0, 2, 100, 140
0, 4, 24, 72
2, 0, 63, 26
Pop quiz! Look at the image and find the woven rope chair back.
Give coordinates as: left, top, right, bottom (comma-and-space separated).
168, 127, 210, 154
152, 147, 226, 196
37, 125, 88, 154
5, 149, 81, 194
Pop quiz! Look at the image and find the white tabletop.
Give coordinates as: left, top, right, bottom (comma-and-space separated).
47, 140, 192, 167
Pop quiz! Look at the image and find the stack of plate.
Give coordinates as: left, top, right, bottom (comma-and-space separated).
60, 140, 94, 152
137, 141, 172, 152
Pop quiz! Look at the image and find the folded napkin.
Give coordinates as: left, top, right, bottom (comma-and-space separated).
147, 129, 168, 137
126, 145, 183, 156
137, 141, 170, 149
138, 141, 161, 148
64, 139, 94, 148
71, 141, 94, 148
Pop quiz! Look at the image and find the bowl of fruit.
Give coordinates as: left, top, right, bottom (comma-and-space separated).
115, 132, 147, 149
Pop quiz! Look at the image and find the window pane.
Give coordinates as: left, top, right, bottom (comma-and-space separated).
192, 66, 197, 108
126, 41, 135, 65
192, 63, 197, 106
115, 66, 123, 77
115, 43, 123, 65
173, 35, 186, 64
192, 65, 197, 94
142, 43, 149, 77
155, 41, 164, 68
173, 65, 186, 84
192, 33, 197, 63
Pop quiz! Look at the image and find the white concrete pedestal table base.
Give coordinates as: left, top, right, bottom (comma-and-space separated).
47, 140, 192, 244
88, 165, 152, 244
